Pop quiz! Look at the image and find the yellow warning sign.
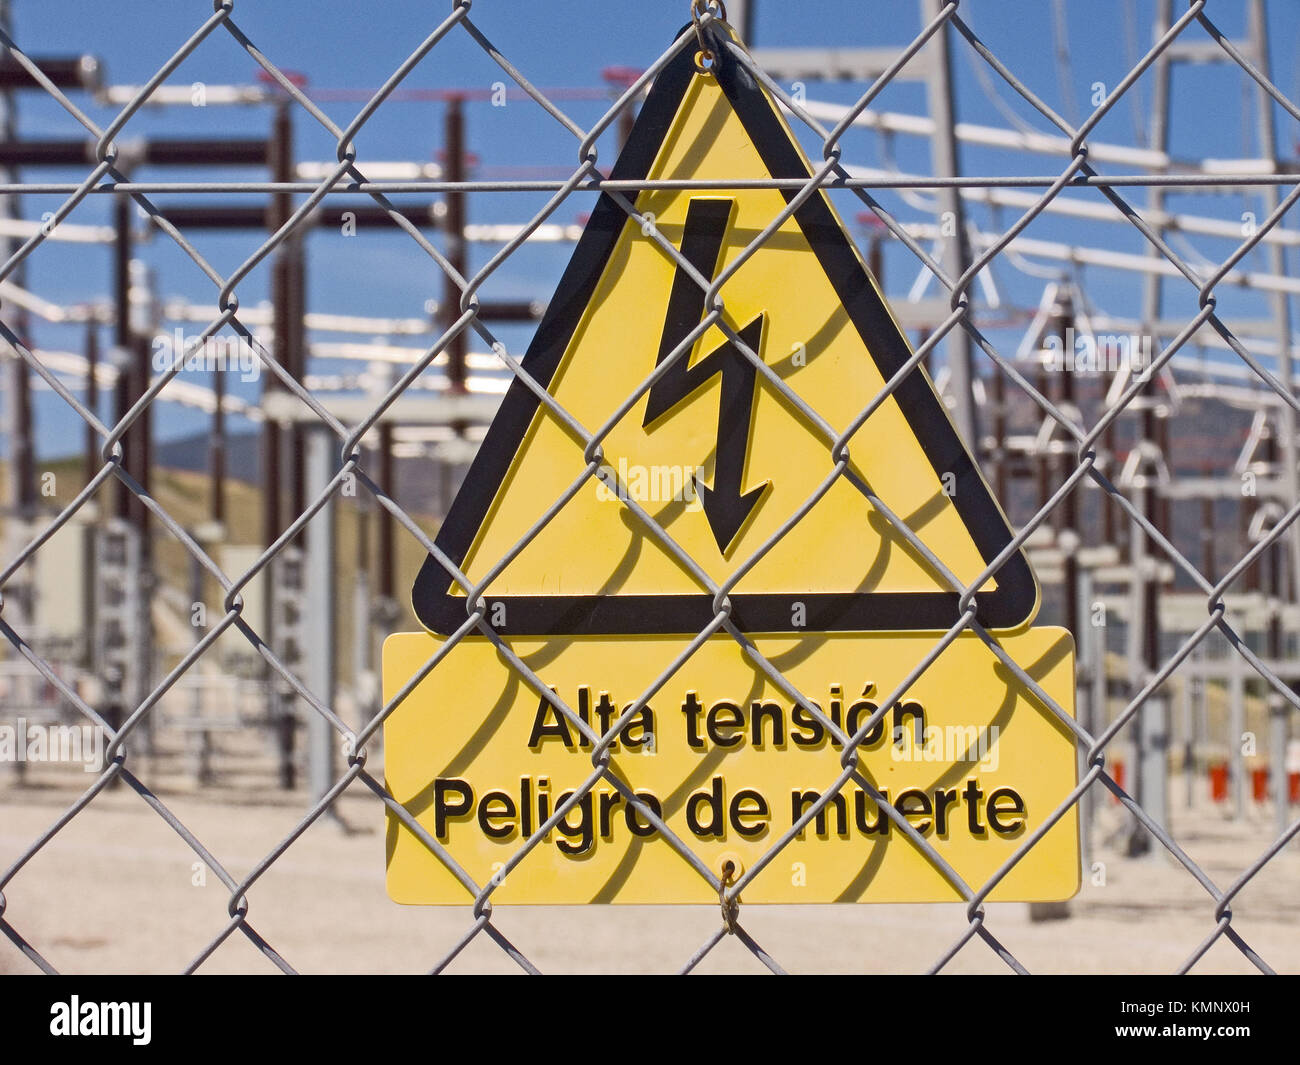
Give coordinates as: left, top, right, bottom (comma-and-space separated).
384, 629, 1079, 904
412, 21, 1037, 636
386, 18, 1079, 908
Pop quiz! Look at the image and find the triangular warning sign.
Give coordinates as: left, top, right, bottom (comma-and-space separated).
414, 22, 1038, 637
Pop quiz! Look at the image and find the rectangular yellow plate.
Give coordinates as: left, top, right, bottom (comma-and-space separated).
384, 628, 1079, 904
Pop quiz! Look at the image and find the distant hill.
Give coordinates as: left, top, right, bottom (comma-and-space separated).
156, 431, 262, 484
153, 429, 460, 519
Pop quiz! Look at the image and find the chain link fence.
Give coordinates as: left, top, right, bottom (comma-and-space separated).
0, 0, 1297, 974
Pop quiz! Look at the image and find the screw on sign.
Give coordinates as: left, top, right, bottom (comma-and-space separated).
384, 14, 1079, 907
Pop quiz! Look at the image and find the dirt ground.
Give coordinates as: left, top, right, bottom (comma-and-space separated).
1, 770, 1296, 975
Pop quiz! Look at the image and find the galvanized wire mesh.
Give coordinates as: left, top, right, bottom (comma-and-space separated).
0, 0, 1297, 974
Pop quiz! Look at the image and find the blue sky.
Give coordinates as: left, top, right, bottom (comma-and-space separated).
6, 0, 1299, 458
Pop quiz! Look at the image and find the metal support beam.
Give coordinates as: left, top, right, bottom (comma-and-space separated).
1229, 648, 1246, 818
1249, 0, 1297, 841
0, 54, 100, 91
303, 425, 337, 804
80, 322, 99, 671
265, 101, 291, 775
377, 420, 395, 605
0, 137, 268, 167
921, 0, 976, 446
1127, 0, 1173, 858
149, 203, 442, 231
209, 358, 225, 526
443, 96, 468, 393
730, 0, 754, 46
751, 46, 933, 82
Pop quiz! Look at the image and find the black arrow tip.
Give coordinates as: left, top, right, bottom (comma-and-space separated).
698, 479, 769, 555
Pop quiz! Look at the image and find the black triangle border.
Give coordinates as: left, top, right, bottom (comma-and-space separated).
412, 25, 1039, 637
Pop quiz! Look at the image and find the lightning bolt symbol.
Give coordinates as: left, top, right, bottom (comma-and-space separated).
643, 198, 770, 556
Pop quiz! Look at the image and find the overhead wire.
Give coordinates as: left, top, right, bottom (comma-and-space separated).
960, 0, 1050, 138
1051, 0, 1081, 130
1121, 0, 1147, 147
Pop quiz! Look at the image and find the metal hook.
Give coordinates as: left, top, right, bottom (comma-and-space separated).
690, 0, 728, 74
718, 857, 741, 934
